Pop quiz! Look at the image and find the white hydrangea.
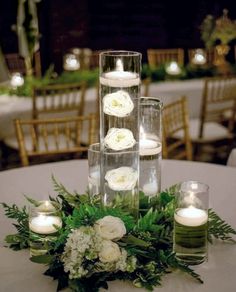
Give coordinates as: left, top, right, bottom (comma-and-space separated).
62, 226, 102, 279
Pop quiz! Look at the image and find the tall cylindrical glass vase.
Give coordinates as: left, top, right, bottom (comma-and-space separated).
99, 51, 141, 215
140, 98, 162, 197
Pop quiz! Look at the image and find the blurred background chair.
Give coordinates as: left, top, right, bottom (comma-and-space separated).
162, 96, 192, 160
14, 114, 97, 166
2, 81, 89, 164
188, 48, 216, 65
4, 51, 41, 77
32, 81, 87, 119
174, 77, 236, 162
147, 48, 184, 67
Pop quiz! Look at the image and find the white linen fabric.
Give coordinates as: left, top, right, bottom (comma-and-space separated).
227, 148, 236, 167
0, 159, 236, 292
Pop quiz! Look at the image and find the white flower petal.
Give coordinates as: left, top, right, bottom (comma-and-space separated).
104, 128, 136, 150
105, 166, 138, 191
103, 90, 134, 117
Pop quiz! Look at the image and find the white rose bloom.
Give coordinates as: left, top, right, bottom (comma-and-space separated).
95, 215, 126, 240
104, 128, 136, 151
103, 90, 134, 117
105, 166, 138, 191
99, 240, 121, 263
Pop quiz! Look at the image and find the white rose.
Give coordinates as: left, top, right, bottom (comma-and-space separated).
104, 128, 136, 151
103, 90, 134, 117
95, 215, 126, 240
99, 240, 121, 263
105, 166, 138, 191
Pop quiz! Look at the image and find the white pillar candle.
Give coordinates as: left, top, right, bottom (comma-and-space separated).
175, 206, 208, 227
29, 214, 62, 235
100, 58, 140, 87
165, 61, 181, 75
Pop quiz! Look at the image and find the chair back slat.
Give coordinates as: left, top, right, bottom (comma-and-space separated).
200, 77, 236, 137
14, 114, 98, 166
162, 96, 192, 160
147, 48, 184, 67
32, 82, 86, 119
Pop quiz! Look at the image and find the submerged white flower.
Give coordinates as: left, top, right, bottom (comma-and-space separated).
103, 90, 134, 117
99, 240, 121, 263
105, 166, 138, 191
104, 128, 136, 150
95, 215, 126, 240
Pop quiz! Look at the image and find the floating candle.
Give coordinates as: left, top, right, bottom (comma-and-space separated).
10, 72, 24, 88
140, 139, 162, 156
29, 214, 62, 235
165, 61, 181, 75
100, 58, 140, 87
192, 49, 206, 65
174, 206, 208, 227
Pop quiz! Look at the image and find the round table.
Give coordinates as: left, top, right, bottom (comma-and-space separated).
0, 159, 236, 292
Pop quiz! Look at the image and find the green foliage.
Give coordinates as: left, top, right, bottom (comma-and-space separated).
2, 179, 236, 292
208, 209, 236, 243
0, 67, 98, 97
1, 203, 29, 250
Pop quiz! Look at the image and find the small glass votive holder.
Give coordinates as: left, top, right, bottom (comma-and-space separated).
29, 200, 62, 257
173, 181, 209, 265
88, 143, 101, 197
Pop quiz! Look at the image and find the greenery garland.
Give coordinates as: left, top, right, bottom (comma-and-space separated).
2, 177, 236, 292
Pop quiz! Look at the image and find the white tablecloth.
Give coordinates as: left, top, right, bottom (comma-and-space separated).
0, 79, 204, 141
0, 159, 236, 292
0, 87, 98, 141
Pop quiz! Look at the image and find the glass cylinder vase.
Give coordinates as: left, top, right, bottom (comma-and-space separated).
140, 98, 162, 197
173, 181, 209, 265
29, 200, 62, 257
99, 51, 141, 215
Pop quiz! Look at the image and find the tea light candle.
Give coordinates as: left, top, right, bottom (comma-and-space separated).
142, 181, 158, 196
165, 61, 181, 75
64, 54, 80, 71
29, 214, 62, 235
192, 49, 206, 65
175, 206, 208, 227
10, 72, 24, 88
100, 58, 140, 87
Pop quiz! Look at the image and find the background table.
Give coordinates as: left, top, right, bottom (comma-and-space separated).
0, 79, 204, 141
0, 159, 236, 292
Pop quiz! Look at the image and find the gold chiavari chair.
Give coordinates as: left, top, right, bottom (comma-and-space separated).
32, 82, 87, 119
188, 48, 216, 65
174, 77, 236, 161
162, 96, 193, 160
3, 82, 88, 162
147, 48, 184, 67
142, 78, 151, 97
14, 114, 98, 167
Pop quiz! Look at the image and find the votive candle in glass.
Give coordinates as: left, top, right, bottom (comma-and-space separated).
29, 200, 62, 256
173, 181, 209, 265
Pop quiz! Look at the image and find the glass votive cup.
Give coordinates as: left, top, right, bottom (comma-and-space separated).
173, 181, 209, 265
29, 200, 62, 257
88, 143, 101, 197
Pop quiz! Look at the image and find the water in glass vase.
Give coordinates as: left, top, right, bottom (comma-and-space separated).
174, 210, 208, 265
140, 142, 162, 196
